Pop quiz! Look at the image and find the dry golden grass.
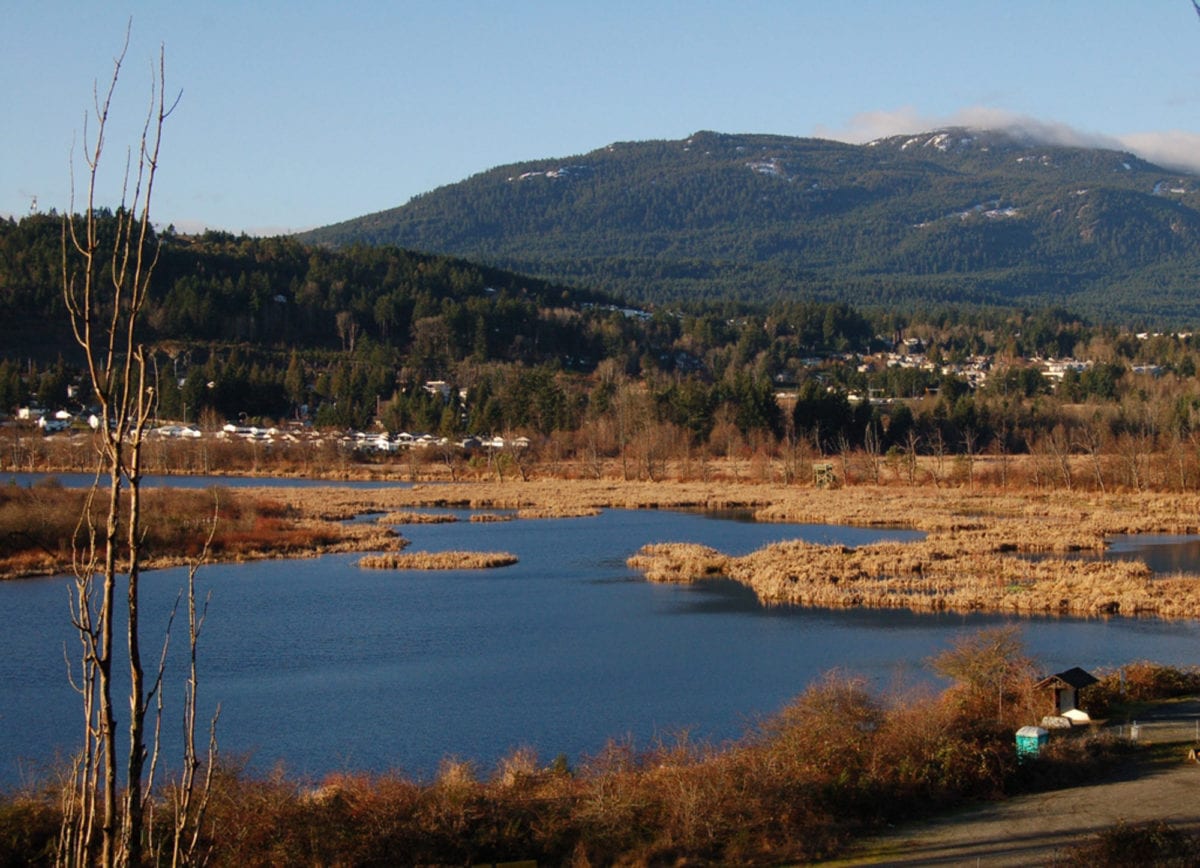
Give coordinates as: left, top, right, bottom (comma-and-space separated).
469, 512, 515, 523
626, 539, 1179, 618
257, 479, 776, 519
16, 471, 1200, 618
264, 477, 1200, 618
625, 543, 731, 583
620, 484, 1200, 618
359, 551, 518, 570
369, 482, 1200, 617
0, 482, 408, 579
375, 510, 459, 525
515, 506, 602, 519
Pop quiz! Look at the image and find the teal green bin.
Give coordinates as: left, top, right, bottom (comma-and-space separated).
1016, 725, 1048, 760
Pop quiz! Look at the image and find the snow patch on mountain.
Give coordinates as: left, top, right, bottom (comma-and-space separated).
747, 159, 786, 178
508, 165, 592, 182
914, 199, 1021, 228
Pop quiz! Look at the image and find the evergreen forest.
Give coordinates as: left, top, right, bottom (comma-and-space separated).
301, 129, 1200, 324
5, 206, 1200, 481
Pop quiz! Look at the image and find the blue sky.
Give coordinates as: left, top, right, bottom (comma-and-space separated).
6, 1, 1200, 235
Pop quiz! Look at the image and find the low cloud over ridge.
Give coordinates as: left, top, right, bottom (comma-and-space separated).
816, 107, 1200, 176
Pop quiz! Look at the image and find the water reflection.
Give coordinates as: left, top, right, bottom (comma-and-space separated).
1105, 535, 1200, 575
1029, 534, 1200, 576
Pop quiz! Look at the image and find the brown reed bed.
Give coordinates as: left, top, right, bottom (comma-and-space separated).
43, 475, 1200, 617
0, 479, 406, 579
267, 479, 1200, 546
359, 551, 518, 570
252, 479, 778, 520
626, 530, 1200, 619
375, 510, 459, 525
198, 518, 405, 567
469, 512, 515, 522
626, 543, 731, 583
515, 506, 602, 519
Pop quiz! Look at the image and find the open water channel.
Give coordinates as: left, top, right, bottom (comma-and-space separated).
3, 476, 1200, 788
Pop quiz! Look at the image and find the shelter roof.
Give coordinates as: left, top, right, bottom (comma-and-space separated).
1035, 667, 1099, 690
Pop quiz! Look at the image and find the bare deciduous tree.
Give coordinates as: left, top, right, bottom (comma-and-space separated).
961, 426, 978, 491
931, 626, 1038, 723
862, 418, 883, 485
929, 427, 946, 487
1045, 424, 1074, 491
903, 429, 921, 486
57, 29, 211, 868
835, 432, 854, 487
1078, 419, 1108, 494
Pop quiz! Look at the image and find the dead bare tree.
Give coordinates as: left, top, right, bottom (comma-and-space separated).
57, 28, 189, 868
1045, 424, 1074, 491
145, 507, 220, 868
903, 429, 921, 486
862, 418, 883, 484
1078, 420, 1108, 494
929, 427, 946, 488
961, 426, 978, 491
991, 421, 1012, 490
835, 432, 854, 487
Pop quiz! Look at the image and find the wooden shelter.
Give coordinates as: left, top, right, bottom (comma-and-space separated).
1036, 667, 1099, 720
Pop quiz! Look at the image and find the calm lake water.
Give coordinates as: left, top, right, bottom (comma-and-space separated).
1090, 534, 1200, 576
3, 505, 1200, 789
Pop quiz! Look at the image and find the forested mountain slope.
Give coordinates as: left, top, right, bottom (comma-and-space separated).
0, 214, 615, 358
301, 129, 1200, 324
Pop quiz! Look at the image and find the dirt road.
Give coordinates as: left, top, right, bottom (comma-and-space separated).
832, 700, 1200, 867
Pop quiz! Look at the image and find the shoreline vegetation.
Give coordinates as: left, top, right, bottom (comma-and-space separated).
5, 656, 1198, 864
0, 479, 405, 581
7, 466, 1200, 620
251, 476, 1200, 620
359, 550, 518, 570
8, 464, 1200, 861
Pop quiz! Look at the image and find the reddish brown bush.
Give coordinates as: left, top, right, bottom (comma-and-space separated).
1083, 662, 1200, 717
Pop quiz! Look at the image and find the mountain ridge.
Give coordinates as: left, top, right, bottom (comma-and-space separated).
300, 128, 1200, 324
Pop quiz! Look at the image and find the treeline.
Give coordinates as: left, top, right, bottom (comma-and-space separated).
0, 212, 614, 359
10, 212, 1200, 480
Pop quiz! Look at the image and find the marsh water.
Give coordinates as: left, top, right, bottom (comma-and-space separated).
3, 497, 1200, 788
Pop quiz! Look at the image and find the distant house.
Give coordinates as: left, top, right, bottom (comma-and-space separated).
38, 416, 70, 433
1036, 667, 1099, 724
423, 381, 452, 401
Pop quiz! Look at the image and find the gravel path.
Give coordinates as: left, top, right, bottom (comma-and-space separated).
832, 700, 1200, 867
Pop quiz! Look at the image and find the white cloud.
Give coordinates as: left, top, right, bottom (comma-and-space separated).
815, 107, 1200, 175
813, 107, 932, 144
1114, 131, 1200, 175
815, 107, 1123, 150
